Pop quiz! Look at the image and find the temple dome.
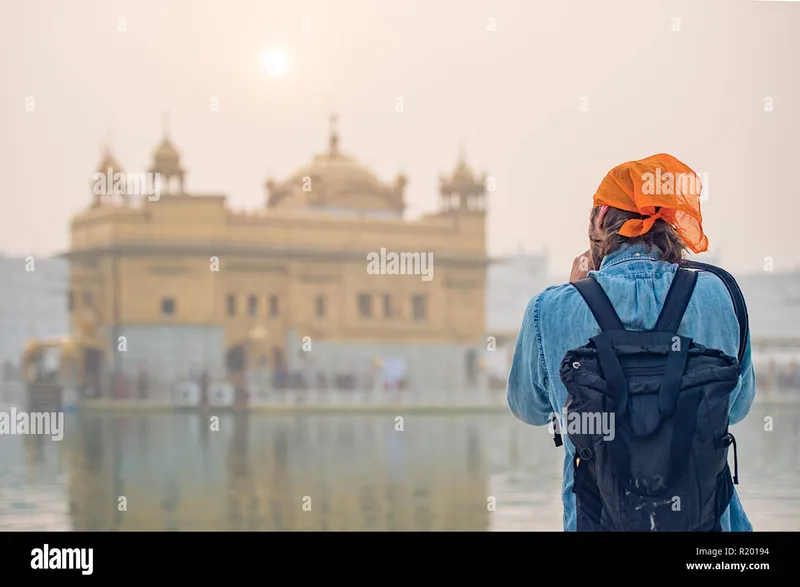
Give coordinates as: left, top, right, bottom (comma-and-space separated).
153, 138, 180, 164
451, 159, 476, 183
287, 152, 380, 188
147, 117, 186, 194
266, 115, 405, 215
149, 113, 184, 183
440, 145, 486, 196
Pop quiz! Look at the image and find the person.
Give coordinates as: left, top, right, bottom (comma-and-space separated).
787, 360, 800, 388
507, 154, 755, 531
137, 367, 149, 400
199, 371, 209, 408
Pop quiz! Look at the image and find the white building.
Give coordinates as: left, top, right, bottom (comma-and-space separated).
737, 270, 800, 341
485, 252, 553, 383
0, 254, 69, 377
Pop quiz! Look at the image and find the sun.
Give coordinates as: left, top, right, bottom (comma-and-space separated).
262, 48, 290, 76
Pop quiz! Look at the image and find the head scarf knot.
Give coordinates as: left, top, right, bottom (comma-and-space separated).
592, 153, 708, 254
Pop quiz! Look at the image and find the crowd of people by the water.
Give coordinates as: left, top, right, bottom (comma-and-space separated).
0, 359, 410, 393
1, 355, 798, 393
756, 360, 800, 389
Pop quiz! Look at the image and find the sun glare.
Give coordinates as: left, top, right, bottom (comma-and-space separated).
263, 49, 290, 76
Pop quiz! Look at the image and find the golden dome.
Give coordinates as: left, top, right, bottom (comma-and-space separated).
287, 152, 380, 188
290, 113, 377, 186
266, 115, 404, 214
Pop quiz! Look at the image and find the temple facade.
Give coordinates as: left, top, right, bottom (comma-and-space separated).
64, 116, 489, 392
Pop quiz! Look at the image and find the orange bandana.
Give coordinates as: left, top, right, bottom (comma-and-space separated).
592, 154, 708, 254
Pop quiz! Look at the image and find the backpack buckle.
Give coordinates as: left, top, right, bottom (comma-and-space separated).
716, 433, 733, 449
579, 447, 594, 461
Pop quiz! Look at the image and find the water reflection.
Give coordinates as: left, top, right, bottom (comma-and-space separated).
62, 413, 492, 531
0, 405, 798, 530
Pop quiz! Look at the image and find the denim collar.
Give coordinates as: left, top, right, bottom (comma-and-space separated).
598, 242, 664, 271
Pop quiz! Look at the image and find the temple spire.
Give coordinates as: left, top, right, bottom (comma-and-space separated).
329, 113, 339, 156
96, 133, 123, 174
162, 111, 170, 139
100, 131, 112, 157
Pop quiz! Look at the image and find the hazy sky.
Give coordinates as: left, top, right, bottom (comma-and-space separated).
1, 0, 798, 277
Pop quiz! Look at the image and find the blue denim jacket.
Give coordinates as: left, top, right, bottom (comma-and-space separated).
507, 242, 755, 531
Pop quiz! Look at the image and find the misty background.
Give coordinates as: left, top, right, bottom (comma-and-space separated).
1, 0, 798, 277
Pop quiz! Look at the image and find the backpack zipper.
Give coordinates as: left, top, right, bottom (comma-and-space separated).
572, 363, 665, 376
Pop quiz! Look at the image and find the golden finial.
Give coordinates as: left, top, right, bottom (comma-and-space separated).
162, 111, 170, 139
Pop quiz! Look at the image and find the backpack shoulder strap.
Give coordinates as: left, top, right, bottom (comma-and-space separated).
653, 268, 698, 334
557, 276, 624, 449
681, 260, 749, 364
570, 275, 625, 332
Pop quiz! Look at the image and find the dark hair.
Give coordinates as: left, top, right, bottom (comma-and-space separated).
590, 206, 687, 265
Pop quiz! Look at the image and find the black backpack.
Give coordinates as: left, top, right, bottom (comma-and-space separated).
554, 261, 748, 532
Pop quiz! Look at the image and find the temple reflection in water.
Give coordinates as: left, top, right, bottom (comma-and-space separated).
64, 413, 491, 531
5, 404, 800, 530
